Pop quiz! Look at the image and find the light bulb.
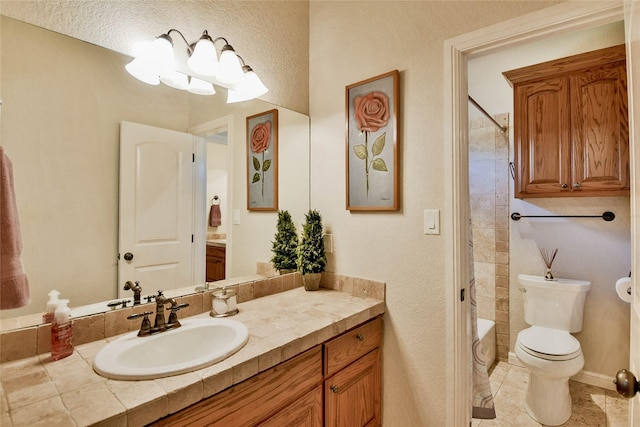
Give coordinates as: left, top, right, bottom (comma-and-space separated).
217, 45, 245, 85
187, 33, 218, 76
188, 77, 216, 95
160, 71, 189, 90
125, 57, 160, 85
227, 65, 268, 103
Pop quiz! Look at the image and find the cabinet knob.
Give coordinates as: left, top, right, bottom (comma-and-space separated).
330, 385, 339, 393
561, 183, 568, 189
573, 183, 581, 189
356, 334, 365, 341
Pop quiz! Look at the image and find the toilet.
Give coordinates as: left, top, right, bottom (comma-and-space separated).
515, 274, 591, 426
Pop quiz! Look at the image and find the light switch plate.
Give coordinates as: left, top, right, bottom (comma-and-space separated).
424, 209, 440, 235
233, 209, 241, 225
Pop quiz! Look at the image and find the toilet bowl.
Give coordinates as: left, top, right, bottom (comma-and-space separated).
515, 275, 590, 426
515, 326, 584, 426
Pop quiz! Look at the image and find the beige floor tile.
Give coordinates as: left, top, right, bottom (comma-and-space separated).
483, 362, 625, 427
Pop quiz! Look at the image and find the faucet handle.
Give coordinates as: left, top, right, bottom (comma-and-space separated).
127, 311, 154, 336
166, 303, 190, 329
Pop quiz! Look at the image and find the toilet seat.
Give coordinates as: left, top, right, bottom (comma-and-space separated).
517, 326, 582, 361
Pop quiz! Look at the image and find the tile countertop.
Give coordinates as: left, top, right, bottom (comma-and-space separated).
206, 239, 226, 248
0, 287, 385, 427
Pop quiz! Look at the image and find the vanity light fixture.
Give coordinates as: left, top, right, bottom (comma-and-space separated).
125, 29, 267, 102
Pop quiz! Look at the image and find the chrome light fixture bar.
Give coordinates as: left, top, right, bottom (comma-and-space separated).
125, 29, 268, 102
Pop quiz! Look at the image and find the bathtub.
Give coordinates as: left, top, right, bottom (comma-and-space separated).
477, 318, 496, 369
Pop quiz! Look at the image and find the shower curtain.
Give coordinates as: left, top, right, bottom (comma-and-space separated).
469, 215, 496, 419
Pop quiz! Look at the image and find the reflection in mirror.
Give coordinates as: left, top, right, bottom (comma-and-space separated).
0, 16, 310, 327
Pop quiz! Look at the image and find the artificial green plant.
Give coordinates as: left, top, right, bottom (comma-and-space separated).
271, 210, 299, 272
297, 209, 326, 275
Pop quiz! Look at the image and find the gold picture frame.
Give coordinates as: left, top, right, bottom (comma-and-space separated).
246, 109, 278, 211
346, 70, 399, 211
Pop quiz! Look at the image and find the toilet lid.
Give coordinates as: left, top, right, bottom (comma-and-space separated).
518, 326, 581, 358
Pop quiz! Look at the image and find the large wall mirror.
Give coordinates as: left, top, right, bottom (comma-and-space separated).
0, 16, 310, 324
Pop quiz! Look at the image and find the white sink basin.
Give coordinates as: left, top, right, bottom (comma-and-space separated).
93, 317, 249, 380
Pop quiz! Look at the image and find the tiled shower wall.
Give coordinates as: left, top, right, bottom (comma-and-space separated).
469, 113, 510, 361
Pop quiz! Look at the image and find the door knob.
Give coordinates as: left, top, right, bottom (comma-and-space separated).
614, 369, 640, 398
123, 252, 134, 261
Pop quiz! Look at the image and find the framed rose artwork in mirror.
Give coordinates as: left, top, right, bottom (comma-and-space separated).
346, 70, 399, 211
247, 109, 278, 211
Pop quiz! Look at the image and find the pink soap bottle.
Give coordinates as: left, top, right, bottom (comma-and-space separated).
51, 299, 74, 360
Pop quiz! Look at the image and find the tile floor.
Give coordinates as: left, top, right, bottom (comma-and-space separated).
473, 361, 629, 427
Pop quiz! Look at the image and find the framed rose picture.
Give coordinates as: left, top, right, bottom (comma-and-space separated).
346, 70, 399, 211
246, 109, 278, 211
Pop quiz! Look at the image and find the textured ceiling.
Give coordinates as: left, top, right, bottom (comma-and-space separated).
1, 0, 310, 113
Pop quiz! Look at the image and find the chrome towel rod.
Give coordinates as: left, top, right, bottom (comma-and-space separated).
468, 95, 507, 133
510, 211, 615, 222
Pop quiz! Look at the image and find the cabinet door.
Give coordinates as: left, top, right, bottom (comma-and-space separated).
206, 246, 226, 282
258, 385, 323, 427
570, 61, 629, 193
325, 349, 381, 427
513, 77, 571, 197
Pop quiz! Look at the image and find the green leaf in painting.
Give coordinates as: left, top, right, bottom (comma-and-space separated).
372, 158, 388, 172
252, 172, 261, 183
353, 144, 367, 160
253, 156, 260, 171
372, 132, 386, 156
263, 159, 272, 172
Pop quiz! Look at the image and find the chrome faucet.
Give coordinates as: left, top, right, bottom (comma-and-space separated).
127, 290, 189, 336
123, 280, 142, 305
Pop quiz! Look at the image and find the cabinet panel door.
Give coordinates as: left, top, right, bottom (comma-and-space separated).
325, 349, 381, 427
258, 386, 323, 427
514, 77, 571, 197
570, 62, 629, 193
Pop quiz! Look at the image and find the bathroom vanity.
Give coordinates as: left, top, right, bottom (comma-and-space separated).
0, 279, 385, 427
154, 317, 382, 426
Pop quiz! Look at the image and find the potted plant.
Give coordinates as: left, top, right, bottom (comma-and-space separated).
271, 210, 299, 274
297, 209, 326, 291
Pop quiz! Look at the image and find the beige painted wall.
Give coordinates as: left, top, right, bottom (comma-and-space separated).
309, 1, 562, 424
468, 21, 630, 379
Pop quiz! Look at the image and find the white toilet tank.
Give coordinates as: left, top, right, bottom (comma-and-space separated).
519, 274, 591, 332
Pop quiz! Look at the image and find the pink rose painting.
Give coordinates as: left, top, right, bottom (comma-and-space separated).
247, 109, 278, 211
346, 70, 398, 211
250, 120, 272, 198
353, 91, 390, 195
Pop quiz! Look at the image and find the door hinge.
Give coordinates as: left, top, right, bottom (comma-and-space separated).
460, 288, 465, 302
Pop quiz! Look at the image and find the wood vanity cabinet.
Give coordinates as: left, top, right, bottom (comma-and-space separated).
153, 316, 383, 427
503, 44, 629, 198
205, 245, 225, 282
323, 317, 382, 427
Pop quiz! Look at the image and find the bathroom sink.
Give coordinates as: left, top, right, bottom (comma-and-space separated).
93, 317, 249, 380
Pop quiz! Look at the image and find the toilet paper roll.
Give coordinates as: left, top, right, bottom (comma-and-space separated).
615, 277, 633, 303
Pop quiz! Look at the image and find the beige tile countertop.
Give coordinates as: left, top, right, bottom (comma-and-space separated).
0, 287, 385, 427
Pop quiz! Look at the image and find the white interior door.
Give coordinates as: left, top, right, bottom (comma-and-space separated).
624, 2, 640, 422
118, 121, 195, 298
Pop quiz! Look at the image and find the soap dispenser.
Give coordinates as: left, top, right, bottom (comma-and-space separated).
42, 290, 60, 323
51, 299, 74, 360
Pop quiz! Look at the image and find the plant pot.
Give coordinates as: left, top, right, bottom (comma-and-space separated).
302, 273, 322, 291
279, 269, 296, 275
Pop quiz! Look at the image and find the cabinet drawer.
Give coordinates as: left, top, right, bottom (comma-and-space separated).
324, 317, 382, 377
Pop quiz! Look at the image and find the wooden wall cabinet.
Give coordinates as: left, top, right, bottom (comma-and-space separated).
153, 316, 383, 427
206, 245, 226, 282
504, 44, 629, 198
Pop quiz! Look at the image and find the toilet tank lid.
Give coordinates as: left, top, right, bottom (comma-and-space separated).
518, 326, 580, 356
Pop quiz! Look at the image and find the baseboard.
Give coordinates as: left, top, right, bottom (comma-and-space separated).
507, 352, 616, 392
